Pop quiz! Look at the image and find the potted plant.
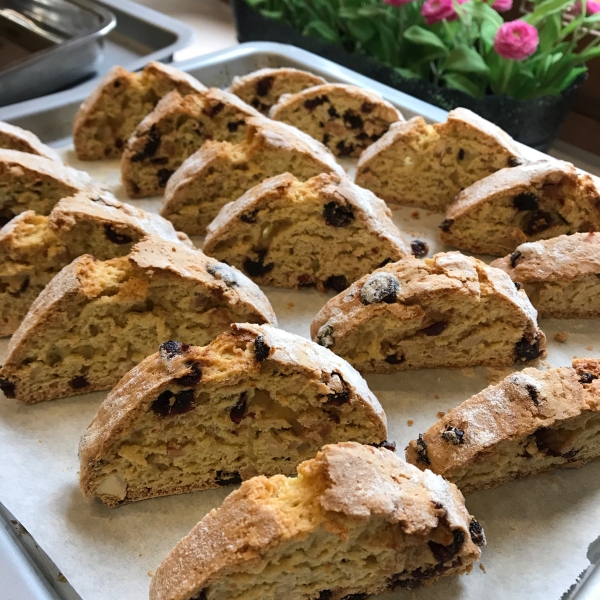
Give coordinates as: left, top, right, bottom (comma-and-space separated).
232, 0, 600, 149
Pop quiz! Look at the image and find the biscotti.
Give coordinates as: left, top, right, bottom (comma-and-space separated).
121, 88, 261, 198
269, 83, 402, 157
203, 172, 410, 291
230, 67, 326, 114
0, 121, 61, 162
0, 191, 191, 336
439, 160, 600, 255
160, 116, 344, 234
73, 62, 206, 160
406, 359, 600, 493
355, 108, 523, 212
79, 324, 389, 506
491, 232, 600, 318
150, 442, 484, 600
310, 251, 546, 373
0, 237, 276, 404
0, 149, 91, 226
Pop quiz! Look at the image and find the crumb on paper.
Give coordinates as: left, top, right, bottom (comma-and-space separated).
587, 345, 594, 351
407, 419, 414, 426
148, 571, 154, 577
434, 394, 440, 400
411, 210, 420, 220
461, 368, 475, 378
139, 553, 142, 557
479, 563, 486, 574
286, 302, 294, 309
554, 331, 568, 343
57, 573, 67, 583
38, 440, 42, 443
437, 411, 445, 418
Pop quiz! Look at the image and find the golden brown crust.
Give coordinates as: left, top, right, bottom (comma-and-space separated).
0, 121, 61, 162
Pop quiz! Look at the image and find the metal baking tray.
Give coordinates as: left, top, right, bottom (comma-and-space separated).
0, 0, 195, 115
0, 42, 599, 600
0, 0, 116, 106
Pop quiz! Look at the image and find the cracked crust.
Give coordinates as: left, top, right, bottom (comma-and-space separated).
73, 62, 207, 160
203, 171, 410, 290
149, 442, 482, 600
310, 252, 546, 373
405, 360, 600, 493
440, 160, 600, 255
78, 324, 388, 505
0, 121, 61, 162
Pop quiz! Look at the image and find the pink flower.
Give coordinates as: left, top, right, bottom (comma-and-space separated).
383, 0, 413, 5
492, 0, 513, 12
421, 0, 468, 25
494, 20, 539, 61
572, 0, 600, 14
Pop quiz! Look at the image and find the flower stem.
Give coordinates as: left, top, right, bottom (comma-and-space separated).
499, 60, 514, 95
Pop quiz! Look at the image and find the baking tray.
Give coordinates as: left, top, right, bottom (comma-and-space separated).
0, 0, 195, 117
1, 42, 600, 600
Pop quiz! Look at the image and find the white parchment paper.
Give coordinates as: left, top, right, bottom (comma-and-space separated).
1, 146, 600, 600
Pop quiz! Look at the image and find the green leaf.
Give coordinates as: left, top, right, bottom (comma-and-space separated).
344, 19, 376, 43
579, 45, 600, 62
557, 65, 588, 90
480, 19, 499, 50
470, 2, 503, 27
259, 8, 285, 19
538, 13, 561, 53
394, 67, 420, 79
445, 46, 491, 74
442, 72, 485, 97
526, 0, 574, 25
403, 25, 449, 54
302, 20, 339, 42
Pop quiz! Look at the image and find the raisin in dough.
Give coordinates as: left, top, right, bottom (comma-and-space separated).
406, 359, 600, 493
230, 67, 326, 115
491, 232, 600, 318
355, 108, 523, 212
149, 442, 484, 600
0, 121, 61, 162
0, 149, 91, 226
0, 238, 276, 404
203, 172, 410, 292
0, 190, 191, 336
310, 251, 546, 373
121, 88, 262, 198
73, 62, 207, 160
269, 84, 402, 157
78, 324, 389, 506
160, 116, 344, 234
440, 160, 600, 256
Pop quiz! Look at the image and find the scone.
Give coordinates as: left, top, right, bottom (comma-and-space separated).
121, 88, 261, 198
310, 252, 546, 373
203, 172, 410, 291
269, 83, 402, 157
149, 442, 484, 600
0, 121, 61, 162
0, 149, 91, 226
491, 232, 600, 318
440, 160, 600, 255
73, 62, 206, 160
79, 324, 389, 506
406, 359, 600, 493
0, 190, 191, 336
229, 67, 326, 114
0, 238, 276, 404
160, 116, 344, 234
355, 108, 523, 211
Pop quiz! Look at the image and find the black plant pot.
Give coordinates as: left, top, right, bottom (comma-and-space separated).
232, 0, 586, 151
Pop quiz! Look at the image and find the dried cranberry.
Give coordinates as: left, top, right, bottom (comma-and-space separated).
322, 133, 331, 145
0, 216, 11, 228
533, 428, 562, 457
243, 251, 274, 277
579, 372, 598, 384
230, 392, 248, 424
327, 106, 339, 118
343, 110, 363, 129
469, 519, 486, 546
160, 341, 189, 359
131, 125, 160, 162
360, 101, 375, 114
360, 272, 400, 305
336, 140, 355, 156
9, 277, 29, 296
378, 257, 393, 268
157, 168, 174, 188
508, 156, 522, 167
256, 76, 274, 97
421, 321, 448, 336
524, 210, 554, 235
323, 202, 354, 227
457, 148, 465, 160
318, 591, 333, 600
416, 434, 430, 465
439, 219, 454, 232
510, 251, 522, 268
513, 193, 539, 211
69, 376, 90, 390
410, 239, 429, 258
254, 336, 271, 362
525, 383, 539, 406
115, 138, 123, 149
104, 225, 133, 245
514, 281, 522, 290
190, 591, 207, 600
0, 379, 15, 398
215, 470, 242, 486
174, 363, 202, 387
428, 529, 465, 563
441, 425, 464, 445
227, 120, 245, 132
240, 209, 258, 223
206, 264, 238, 287
515, 335, 542, 361
204, 102, 225, 117
297, 275, 315, 288
372, 440, 397, 452
170, 389, 196, 415
384, 353, 404, 365
325, 275, 348, 293
304, 95, 328, 110
316, 324, 334, 348
152, 390, 174, 418
326, 390, 350, 406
